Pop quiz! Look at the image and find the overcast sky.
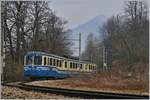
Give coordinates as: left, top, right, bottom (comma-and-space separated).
48, 0, 149, 56
49, 0, 125, 29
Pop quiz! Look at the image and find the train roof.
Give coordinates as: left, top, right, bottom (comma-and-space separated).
26, 51, 96, 65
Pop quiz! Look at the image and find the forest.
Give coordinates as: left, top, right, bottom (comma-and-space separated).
82, 1, 148, 81
1, 1, 149, 83
1, 1, 72, 81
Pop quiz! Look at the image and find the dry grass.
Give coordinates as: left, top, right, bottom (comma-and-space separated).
28, 62, 149, 95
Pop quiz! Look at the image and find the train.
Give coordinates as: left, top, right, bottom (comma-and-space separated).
24, 51, 97, 79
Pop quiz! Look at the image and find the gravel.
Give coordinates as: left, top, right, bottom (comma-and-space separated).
1, 86, 76, 99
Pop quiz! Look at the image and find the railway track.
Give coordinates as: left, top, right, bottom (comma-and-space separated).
3, 82, 149, 99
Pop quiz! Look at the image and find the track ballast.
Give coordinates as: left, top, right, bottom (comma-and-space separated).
3, 81, 149, 99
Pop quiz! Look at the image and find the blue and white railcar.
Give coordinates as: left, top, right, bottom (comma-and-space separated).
24, 51, 70, 78
24, 51, 97, 79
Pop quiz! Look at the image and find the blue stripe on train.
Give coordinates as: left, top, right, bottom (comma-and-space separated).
24, 66, 70, 78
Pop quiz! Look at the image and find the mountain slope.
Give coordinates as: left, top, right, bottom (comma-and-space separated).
70, 15, 106, 56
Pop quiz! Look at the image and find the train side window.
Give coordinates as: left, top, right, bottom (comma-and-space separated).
90, 65, 92, 70
60, 60, 62, 67
58, 60, 61, 67
57, 60, 59, 67
55, 59, 57, 67
57, 60, 60, 67
57, 59, 59, 67
70, 62, 73, 68
70, 62, 72, 68
59, 60, 60, 67
72, 63, 74, 69
48, 58, 49, 65
72, 62, 73, 68
73, 63, 75, 69
75, 63, 77, 69
73, 63, 76, 69
45, 57, 47, 65
76, 63, 77, 69
55, 59, 57, 66
65, 62, 67, 68
50, 58, 52, 65
51, 58, 53, 66
49, 58, 51, 65
47, 57, 49, 65
53, 59, 54, 66
85, 65, 87, 70
53, 59, 55, 66
47, 57, 48, 65
80, 64, 82, 69
44, 57, 46, 65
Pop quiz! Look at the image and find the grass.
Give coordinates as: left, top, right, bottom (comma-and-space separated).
43, 62, 149, 94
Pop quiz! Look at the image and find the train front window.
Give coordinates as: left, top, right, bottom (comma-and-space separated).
26, 55, 32, 65
34, 56, 42, 65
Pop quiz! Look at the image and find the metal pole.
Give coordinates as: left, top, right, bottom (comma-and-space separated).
103, 45, 106, 71
79, 32, 81, 72
103, 46, 105, 70
0, 1, 2, 82
79, 32, 81, 61
1, 1, 4, 82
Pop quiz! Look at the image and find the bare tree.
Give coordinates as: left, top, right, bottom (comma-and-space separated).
2, 1, 72, 81
44, 12, 72, 56
27, 1, 51, 50
100, 1, 148, 72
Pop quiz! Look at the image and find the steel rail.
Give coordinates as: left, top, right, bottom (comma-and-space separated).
3, 82, 149, 99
